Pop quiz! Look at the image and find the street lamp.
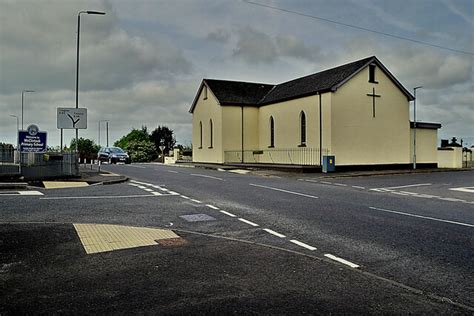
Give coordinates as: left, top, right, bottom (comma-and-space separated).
21, 90, 34, 130
413, 86, 423, 170
76, 10, 106, 152
98, 119, 109, 147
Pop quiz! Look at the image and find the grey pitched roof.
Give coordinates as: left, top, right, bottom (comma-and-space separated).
204, 79, 274, 106
260, 56, 375, 104
189, 56, 414, 113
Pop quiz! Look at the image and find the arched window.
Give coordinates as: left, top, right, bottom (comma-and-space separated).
269, 116, 275, 147
209, 119, 213, 148
199, 121, 203, 148
300, 111, 306, 146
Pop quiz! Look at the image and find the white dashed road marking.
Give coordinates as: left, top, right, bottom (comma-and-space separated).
206, 204, 219, 210
352, 186, 366, 189
324, 254, 360, 268
250, 183, 318, 199
190, 199, 202, 204
289, 240, 317, 251
238, 218, 259, 227
263, 228, 286, 238
369, 206, 474, 228
220, 210, 237, 217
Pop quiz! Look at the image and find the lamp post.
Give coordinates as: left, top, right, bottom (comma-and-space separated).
76, 10, 106, 152
21, 90, 34, 130
98, 120, 109, 147
413, 86, 423, 170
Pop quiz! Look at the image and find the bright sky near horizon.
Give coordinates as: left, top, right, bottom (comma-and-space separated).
1, 0, 473, 148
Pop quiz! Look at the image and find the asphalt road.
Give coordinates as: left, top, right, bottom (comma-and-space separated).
1, 164, 472, 313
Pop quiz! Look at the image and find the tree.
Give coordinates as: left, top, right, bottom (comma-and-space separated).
150, 126, 176, 155
70, 138, 100, 162
125, 139, 156, 162
114, 126, 150, 149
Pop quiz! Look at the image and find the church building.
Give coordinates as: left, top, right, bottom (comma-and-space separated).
189, 56, 440, 169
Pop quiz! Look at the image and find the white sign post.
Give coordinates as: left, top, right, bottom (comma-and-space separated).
57, 108, 87, 129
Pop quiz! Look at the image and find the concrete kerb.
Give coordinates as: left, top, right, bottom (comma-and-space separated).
172, 162, 472, 178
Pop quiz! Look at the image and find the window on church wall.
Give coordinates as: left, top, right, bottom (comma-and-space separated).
209, 119, 213, 148
369, 64, 377, 83
299, 111, 306, 146
199, 121, 203, 149
269, 116, 275, 148
203, 85, 208, 100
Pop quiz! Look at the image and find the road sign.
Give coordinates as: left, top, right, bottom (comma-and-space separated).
159, 145, 165, 153
57, 108, 87, 129
19, 124, 47, 152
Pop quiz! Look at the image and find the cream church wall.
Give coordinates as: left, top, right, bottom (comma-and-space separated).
192, 86, 224, 163
410, 128, 438, 164
330, 66, 410, 166
221, 106, 259, 163
258, 95, 320, 149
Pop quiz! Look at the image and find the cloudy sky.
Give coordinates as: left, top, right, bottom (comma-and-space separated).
1, 0, 473, 148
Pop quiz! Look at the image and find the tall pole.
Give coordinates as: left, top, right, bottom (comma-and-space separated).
413, 86, 422, 170
75, 12, 82, 153
21, 90, 34, 130
106, 121, 109, 147
98, 121, 101, 147
75, 10, 106, 153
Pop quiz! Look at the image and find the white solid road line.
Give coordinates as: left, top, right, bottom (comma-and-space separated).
190, 174, 224, 181
238, 218, 259, 227
41, 194, 155, 200
18, 191, 44, 196
450, 187, 474, 193
384, 183, 432, 189
250, 183, 318, 199
369, 206, 474, 228
289, 239, 317, 251
263, 228, 286, 238
220, 210, 237, 217
206, 204, 219, 210
324, 254, 360, 268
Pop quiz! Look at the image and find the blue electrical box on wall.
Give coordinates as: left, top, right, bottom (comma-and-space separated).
322, 155, 335, 173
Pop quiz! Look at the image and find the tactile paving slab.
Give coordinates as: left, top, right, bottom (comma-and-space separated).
73, 223, 179, 254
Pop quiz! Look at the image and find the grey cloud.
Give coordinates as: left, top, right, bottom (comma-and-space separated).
233, 27, 278, 64
0, 0, 192, 94
207, 29, 230, 43
276, 35, 319, 61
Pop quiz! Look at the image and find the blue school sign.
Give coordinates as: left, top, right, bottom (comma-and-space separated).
19, 124, 47, 153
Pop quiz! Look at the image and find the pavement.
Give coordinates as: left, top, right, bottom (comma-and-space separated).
174, 161, 473, 180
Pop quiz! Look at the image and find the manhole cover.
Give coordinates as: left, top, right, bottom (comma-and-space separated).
180, 214, 216, 222
157, 238, 188, 247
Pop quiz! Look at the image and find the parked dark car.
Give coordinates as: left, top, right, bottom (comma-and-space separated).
98, 147, 131, 164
